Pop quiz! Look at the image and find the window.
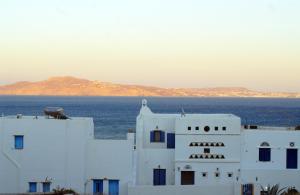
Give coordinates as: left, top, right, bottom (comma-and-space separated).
215, 172, 220, 177
93, 180, 103, 194
188, 126, 191, 131
204, 126, 210, 132
42, 182, 51, 193
259, 142, 271, 162
259, 148, 271, 162
153, 169, 166, 186
29, 182, 37, 193
167, 133, 175, 149
227, 173, 233, 178
215, 126, 218, 131
109, 180, 119, 195
222, 127, 226, 131
202, 172, 207, 177
195, 126, 199, 130
204, 148, 210, 153
150, 130, 165, 143
14, 135, 24, 149
181, 171, 194, 185
286, 149, 298, 169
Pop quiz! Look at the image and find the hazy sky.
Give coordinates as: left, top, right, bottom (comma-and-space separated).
0, 0, 299, 92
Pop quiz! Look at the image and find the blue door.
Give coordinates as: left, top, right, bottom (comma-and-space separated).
287, 149, 298, 169
29, 182, 37, 192
109, 180, 119, 195
167, 133, 175, 149
153, 169, 166, 185
42, 182, 51, 192
93, 180, 103, 194
242, 184, 253, 195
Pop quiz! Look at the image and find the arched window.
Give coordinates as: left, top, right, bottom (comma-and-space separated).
259, 142, 271, 162
260, 142, 270, 147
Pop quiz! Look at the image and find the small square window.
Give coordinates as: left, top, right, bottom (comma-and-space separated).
215, 172, 220, 177
222, 127, 226, 131
195, 126, 199, 130
215, 127, 218, 131
228, 173, 233, 178
202, 172, 207, 177
188, 126, 191, 131
204, 148, 210, 153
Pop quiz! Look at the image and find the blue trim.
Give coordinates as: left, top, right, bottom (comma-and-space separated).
42, 182, 50, 193
259, 148, 271, 162
167, 133, 175, 149
109, 180, 119, 195
160, 131, 165, 142
29, 182, 37, 193
287, 149, 298, 169
14, 135, 24, 149
153, 169, 166, 186
93, 179, 103, 194
150, 131, 155, 142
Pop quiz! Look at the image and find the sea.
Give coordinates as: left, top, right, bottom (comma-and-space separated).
0, 96, 300, 139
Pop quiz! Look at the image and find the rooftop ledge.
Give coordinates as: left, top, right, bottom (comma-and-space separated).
0, 115, 92, 121
242, 125, 300, 131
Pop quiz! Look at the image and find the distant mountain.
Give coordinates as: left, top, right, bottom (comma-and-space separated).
0, 76, 299, 98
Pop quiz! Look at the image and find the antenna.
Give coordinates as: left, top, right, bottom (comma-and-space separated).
181, 107, 185, 117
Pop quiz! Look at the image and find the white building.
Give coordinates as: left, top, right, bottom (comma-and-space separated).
0, 100, 299, 195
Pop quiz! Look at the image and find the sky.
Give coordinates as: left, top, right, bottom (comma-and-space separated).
0, 0, 299, 92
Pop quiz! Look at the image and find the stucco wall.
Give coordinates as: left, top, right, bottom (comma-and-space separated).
128, 184, 237, 195
86, 138, 134, 195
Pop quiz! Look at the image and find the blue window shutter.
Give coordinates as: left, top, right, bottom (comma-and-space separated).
160, 131, 165, 142
150, 131, 154, 142
14, 135, 24, 149
109, 180, 119, 195
29, 182, 37, 192
259, 148, 271, 162
153, 169, 160, 185
287, 149, 298, 169
42, 182, 50, 192
93, 180, 103, 193
160, 169, 166, 185
167, 133, 175, 149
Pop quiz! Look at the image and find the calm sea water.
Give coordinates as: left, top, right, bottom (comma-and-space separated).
0, 96, 300, 139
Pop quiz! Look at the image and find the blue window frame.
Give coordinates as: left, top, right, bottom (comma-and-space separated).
153, 169, 166, 186
42, 182, 51, 192
29, 182, 37, 193
93, 179, 103, 194
167, 133, 175, 149
14, 135, 24, 149
150, 131, 165, 143
287, 149, 298, 169
109, 180, 119, 195
259, 148, 271, 162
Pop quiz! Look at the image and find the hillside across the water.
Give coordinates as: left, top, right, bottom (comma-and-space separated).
0, 76, 299, 98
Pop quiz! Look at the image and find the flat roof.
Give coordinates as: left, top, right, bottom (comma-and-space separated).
0, 115, 92, 121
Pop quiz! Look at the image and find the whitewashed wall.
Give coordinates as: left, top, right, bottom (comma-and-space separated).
128, 184, 238, 195
86, 137, 134, 195
0, 116, 93, 193
241, 130, 300, 190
